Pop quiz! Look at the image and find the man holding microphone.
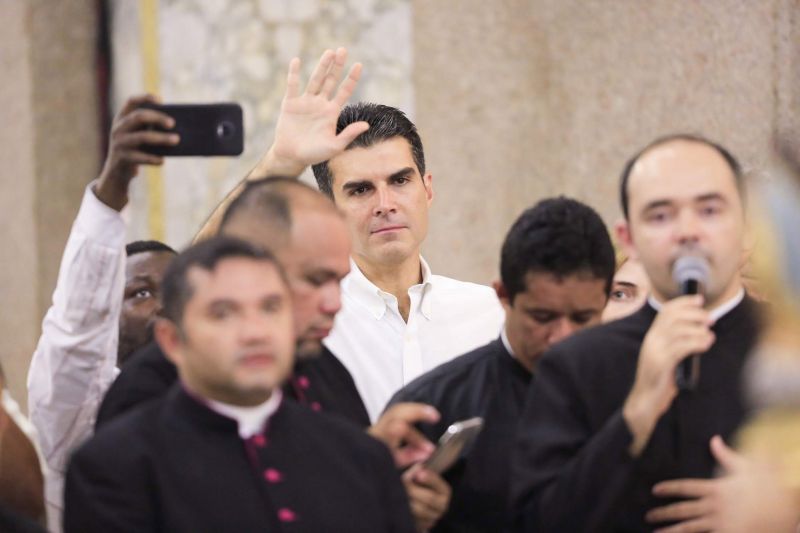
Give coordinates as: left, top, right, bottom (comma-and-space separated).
511, 134, 761, 532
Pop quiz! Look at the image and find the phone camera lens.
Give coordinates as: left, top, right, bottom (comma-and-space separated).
216, 121, 235, 139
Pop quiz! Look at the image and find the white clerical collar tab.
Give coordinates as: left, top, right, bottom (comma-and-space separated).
207, 389, 283, 439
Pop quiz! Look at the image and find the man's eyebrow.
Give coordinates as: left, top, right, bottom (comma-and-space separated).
614, 281, 637, 288
388, 167, 415, 181
341, 179, 372, 193
696, 192, 727, 203
642, 199, 673, 212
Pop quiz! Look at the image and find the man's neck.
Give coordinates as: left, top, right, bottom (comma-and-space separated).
354, 253, 423, 322
651, 278, 746, 313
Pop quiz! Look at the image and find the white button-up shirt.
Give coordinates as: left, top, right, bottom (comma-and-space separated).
324, 258, 505, 421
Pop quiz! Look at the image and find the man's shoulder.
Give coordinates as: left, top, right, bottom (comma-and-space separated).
75, 396, 164, 466
279, 399, 385, 454
391, 340, 502, 405
429, 274, 497, 300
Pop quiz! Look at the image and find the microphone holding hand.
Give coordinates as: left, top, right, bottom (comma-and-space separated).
672, 255, 711, 391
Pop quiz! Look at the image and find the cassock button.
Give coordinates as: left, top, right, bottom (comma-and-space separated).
264, 468, 283, 483
310, 401, 322, 412
277, 508, 297, 522
296, 375, 310, 389
252, 434, 267, 447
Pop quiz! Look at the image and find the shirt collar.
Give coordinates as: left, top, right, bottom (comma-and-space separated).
206, 389, 283, 439
344, 256, 435, 320
647, 288, 746, 322
500, 326, 515, 357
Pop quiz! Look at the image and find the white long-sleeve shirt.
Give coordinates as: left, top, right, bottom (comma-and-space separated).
324, 258, 505, 422
27, 183, 125, 531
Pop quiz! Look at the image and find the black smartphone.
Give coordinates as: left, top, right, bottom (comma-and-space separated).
421, 417, 484, 474
141, 103, 244, 156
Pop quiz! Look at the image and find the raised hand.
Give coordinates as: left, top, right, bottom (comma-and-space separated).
95, 94, 178, 211
250, 47, 369, 178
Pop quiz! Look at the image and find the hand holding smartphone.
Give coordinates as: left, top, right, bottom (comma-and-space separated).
140, 103, 244, 156
421, 417, 484, 474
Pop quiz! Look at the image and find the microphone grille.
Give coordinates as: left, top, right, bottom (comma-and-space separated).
672, 255, 711, 286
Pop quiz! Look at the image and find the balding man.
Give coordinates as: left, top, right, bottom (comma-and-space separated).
511, 135, 762, 532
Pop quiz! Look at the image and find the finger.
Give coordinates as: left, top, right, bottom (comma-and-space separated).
382, 403, 441, 425
405, 484, 446, 518
670, 332, 716, 360
320, 47, 347, 98
335, 121, 370, 149
710, 435, 745, 473
118, 94, 160, 118
304, 49, 334, 95
652, 478, 715, 498
408, 499, 438, 527
116, 150, 164, 166
333, 62, 363, 107
413, 467, 451, 494
115, 130, 180, 150
646, 499, 712, 523
285, 57, 301, 99
393, 427, 436, 468
653, 516, 714, 533
116, 109, 176, 133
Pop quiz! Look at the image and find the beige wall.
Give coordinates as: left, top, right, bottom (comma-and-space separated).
0, 1, 99, 410
416, 0, 799, 284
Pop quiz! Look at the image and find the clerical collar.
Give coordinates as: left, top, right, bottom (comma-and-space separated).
647, 288, 745, 322
501, 326, 516, 357
206, 389, 283, 439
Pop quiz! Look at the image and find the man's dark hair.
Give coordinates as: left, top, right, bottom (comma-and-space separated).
125, 240, 176, 257
500, 197, 616, 303
160, 236, 285, 326
619, 133, 744, 219
311, 102, 426, 198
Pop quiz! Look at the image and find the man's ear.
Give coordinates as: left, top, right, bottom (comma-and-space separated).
493, 280, 512, 311
154, 318, 183, 366
614, 219, 639, 261
423, 173, 434, 206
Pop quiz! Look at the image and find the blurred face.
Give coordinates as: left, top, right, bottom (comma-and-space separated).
277, 211, 351, 358
118, 250, 174, 365
155, 258, 295, 406
328, 137, 433, 269
497, 271, 608, 371
602, 258, 651, 322
620, 140, 746, 307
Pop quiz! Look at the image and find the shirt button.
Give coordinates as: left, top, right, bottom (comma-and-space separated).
278, 508, 297, 522
252, 434, 267, 447
310, 401, 322, 412
264, 468, 283, 483
296, 375, 310, 389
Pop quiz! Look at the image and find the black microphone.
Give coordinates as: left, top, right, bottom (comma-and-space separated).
671, 256, 711, 391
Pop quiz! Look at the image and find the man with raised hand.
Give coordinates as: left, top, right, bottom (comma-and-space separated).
511, 134, 761, 532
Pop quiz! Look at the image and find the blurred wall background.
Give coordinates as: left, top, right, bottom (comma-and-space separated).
1, 0, 798, 409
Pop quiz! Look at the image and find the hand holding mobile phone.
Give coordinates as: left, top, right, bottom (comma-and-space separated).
421, 417, 484, 474
140, 103, 244, 156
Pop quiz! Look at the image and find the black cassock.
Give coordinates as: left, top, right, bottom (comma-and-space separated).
66, 386, 415, 533
388, 338, 531, 532
97, 341, 370, 429
511, 296, 761, 533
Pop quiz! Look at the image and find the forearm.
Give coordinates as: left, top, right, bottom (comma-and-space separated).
192, 146, 306, 243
